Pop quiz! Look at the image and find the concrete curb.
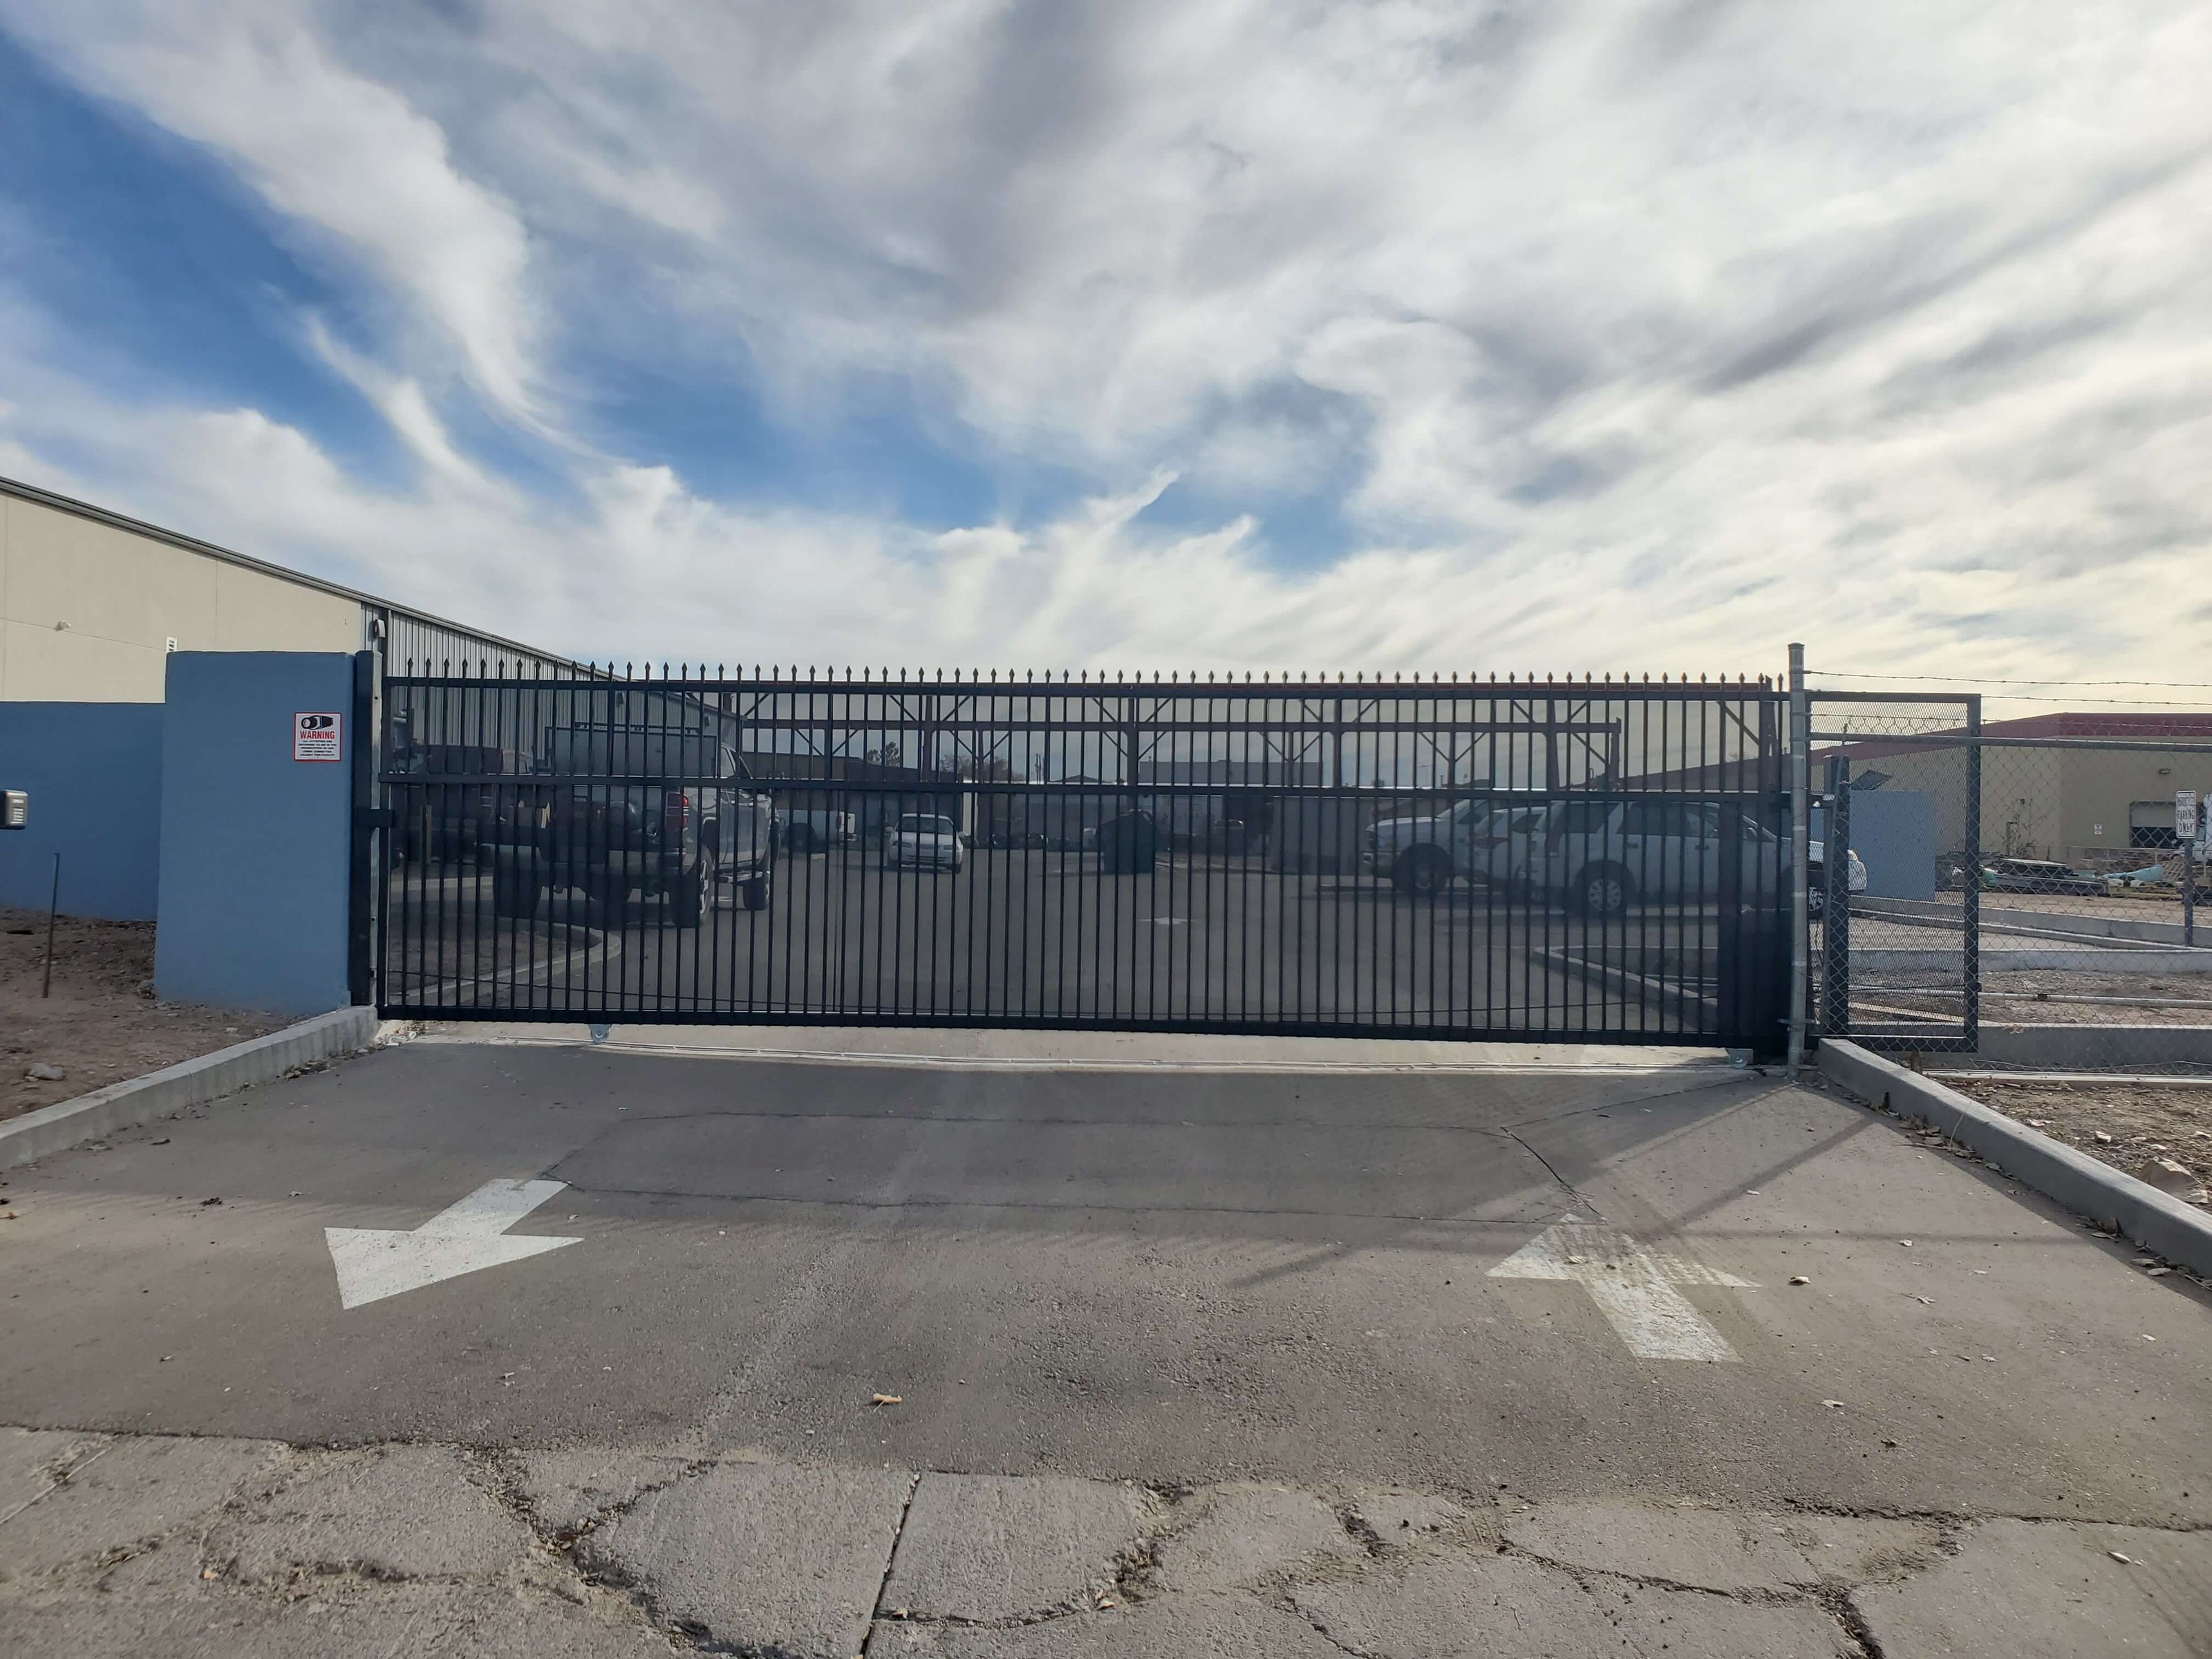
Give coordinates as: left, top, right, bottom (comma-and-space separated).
1974, 1023, 2212, 1070
0, 1005, 379, 1170
1856, 896, 2195, 946
1853, 946, 2212, 973
1528, 946, 1716, 1027
1817, 1038, 2212, 1277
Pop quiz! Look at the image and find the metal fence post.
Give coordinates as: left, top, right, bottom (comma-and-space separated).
1787, 644, 1809, 1078
1821, 753, 1851, 1035
1961, 695, 1981, 1054
347, 648, 378, 1008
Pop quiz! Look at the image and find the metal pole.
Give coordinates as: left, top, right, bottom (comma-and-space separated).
1786, 643, 1809, 1079
1962, 696, 1981, 1053
2186, 841, 2196, 949
1822, 755, 1851, 1035
41, 852, 59, 999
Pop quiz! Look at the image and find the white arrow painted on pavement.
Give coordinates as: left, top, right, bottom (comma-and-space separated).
1488, 1218, 1757, 1362
326, 1179, 579, 1309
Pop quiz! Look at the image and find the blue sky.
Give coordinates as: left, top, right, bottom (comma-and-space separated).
2, 1, 2209, 678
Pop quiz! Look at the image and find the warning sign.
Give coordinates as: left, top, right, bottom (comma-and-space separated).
294, 711, 342, 762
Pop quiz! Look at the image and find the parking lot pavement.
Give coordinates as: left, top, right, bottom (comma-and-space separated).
0, 1034, 2207, 1654
383, 854, 1710, 1038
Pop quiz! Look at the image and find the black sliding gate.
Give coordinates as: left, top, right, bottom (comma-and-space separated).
368, 666, 1791, 1051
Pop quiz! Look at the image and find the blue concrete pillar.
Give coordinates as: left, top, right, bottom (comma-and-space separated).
155, 653, 357, 1015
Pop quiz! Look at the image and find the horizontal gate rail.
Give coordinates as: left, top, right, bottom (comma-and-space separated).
369, 664, 1792, 1049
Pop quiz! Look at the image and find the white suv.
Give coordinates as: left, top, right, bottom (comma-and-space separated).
1364, 799, 1546, 899
1368, 796, 1835, 917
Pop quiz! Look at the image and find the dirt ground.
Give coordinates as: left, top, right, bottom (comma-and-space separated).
1853, 968, 2212, 1029
1944, 1075, 2212, 1203
1, 907, 290, 1122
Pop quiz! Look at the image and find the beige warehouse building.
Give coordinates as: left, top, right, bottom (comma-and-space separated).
1821, 713, 2212, 868
1, 474, 561, 700
0, 474, 568, 921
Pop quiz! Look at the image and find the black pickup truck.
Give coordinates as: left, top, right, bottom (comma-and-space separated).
484, 726, 775, 926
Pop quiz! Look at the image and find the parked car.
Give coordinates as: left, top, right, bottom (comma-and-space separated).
388, 742, 518, 863
1373, 796, 1806, 917
1806, 838, 1870, 918
1364, 798, 1544, 899
885, 812, 964, 872
485, 726, 775, 924
1982, 857, 2106, 897
780, 808, 855, 856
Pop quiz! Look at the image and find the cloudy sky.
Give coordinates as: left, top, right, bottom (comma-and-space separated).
1, 1, 2207, 681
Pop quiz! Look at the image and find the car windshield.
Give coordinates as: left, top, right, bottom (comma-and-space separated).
899, 815, 955, 834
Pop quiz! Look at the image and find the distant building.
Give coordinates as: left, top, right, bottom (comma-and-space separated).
1815, 713, 2212, 865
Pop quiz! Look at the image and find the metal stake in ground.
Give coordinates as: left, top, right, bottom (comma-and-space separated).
2179, 789, 2197, 948
41, 851, 58, 999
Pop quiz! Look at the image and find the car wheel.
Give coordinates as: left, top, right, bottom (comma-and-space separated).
742, 874, 771, 912
1578, 863, 1633, 917
669, 867, 706, 928
1392, 847, 1451, 900
785, 825, 816, 856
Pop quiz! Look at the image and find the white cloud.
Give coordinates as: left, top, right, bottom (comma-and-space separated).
3, 0, 2211, 688
2, 0, 541, 422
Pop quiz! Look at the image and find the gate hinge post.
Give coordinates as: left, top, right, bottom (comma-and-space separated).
1786, 643, 1810, 1081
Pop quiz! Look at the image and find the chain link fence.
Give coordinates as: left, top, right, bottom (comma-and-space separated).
1807, 686, 2212, 1207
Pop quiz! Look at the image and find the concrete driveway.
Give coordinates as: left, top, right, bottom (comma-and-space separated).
0, 1027, 2206, 1655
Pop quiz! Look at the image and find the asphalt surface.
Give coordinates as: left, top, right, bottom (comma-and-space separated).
3, 1033, 2207, 1528
381, 851, 1741, 1040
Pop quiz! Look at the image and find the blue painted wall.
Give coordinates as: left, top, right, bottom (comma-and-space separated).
0, 702, 165, 920
155, 653, 355, 1015
1814, 789, 1937, 900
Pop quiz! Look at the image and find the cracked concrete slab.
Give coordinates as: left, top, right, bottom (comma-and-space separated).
0, 1584, 677, 1658
1293, 1550, 1854, 1659
1853, 1517, 2212, 1658
1347, 1490, 1479, 1547
1148, 1483, 1360, 1593
578, 1458, 911, 1658
1783, 1513, 1943, 1584
512, 1448, 693, 1536
213, 1444, 533, 1582
0, 1427, 102, 1520
0, 1434, 281, 1583
1504, 1499, 1841, 1593
881, 1472, 1147, 1621
870, 1590, 1349, 1657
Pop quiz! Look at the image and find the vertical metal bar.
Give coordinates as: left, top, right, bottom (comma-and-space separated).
1786, 643, 1810, 1080
1962, 694, 1981, 1053
348, 649, 377, 1006
40, 851, 59, 999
